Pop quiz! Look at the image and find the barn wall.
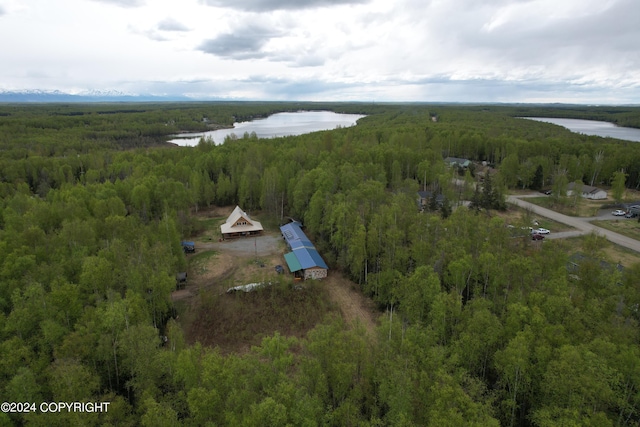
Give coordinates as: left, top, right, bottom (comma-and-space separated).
304, 267, 328, 280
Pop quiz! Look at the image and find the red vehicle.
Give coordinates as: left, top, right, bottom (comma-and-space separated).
532, 233, 545, 241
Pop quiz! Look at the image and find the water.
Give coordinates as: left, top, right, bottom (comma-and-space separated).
169, 110, 366, 146
521, 117, 640, 142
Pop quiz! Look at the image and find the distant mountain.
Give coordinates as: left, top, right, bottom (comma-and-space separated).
0, 89, 194, 103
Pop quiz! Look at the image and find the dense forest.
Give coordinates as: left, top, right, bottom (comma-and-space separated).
0, 102, 640, 426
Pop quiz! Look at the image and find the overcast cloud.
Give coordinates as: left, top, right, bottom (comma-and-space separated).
199, 0, 370, 12
90, 0, 145, 7
158, 18, 190, 32
0, 0, 638, 103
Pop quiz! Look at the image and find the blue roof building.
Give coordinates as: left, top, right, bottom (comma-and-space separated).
280, 222, 328, 280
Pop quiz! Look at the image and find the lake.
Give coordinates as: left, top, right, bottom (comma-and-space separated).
520, 117, 640, 142
169, 110, 366, 146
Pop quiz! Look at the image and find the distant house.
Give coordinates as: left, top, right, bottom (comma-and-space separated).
566, 182, 607, 200
220, 206, 263, 239
444, 157, 471, 168
417, 190, 444, 209
280, 222, 328, 280
567, 253, 623, 284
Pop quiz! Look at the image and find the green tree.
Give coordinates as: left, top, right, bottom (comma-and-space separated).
611, 170, 627, 203
500, 153, 520, 188
494, 329, 532, 427
531, 164, 544, 190
551, 168, 569, 206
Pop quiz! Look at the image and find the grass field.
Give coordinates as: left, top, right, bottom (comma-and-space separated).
591, 219, 640, 242
184, 282, 339, 354
551, 234, 640, 268
524, 196, 608, 217
494, 204, 575, 233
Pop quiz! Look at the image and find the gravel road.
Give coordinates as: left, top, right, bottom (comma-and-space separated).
197, 234, 283, 257
507, 195, 640, 253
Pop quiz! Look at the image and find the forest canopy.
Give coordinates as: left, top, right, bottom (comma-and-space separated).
0, 102, 639, 426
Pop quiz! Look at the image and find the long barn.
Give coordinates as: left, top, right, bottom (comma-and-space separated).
280, 222, 328, 280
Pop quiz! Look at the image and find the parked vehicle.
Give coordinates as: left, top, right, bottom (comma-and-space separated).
612, 209, 626, 216
181, 241, 195, 253
532, 233, 545, 241
625, 212, 636, 218
533, 228, 550, 235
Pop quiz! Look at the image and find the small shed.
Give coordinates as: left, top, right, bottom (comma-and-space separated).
176, 272, 187, 288
417, 190, 444, 209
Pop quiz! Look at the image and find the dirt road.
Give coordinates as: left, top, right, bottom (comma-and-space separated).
323, 274, 378, 336
507, 195, 640, 252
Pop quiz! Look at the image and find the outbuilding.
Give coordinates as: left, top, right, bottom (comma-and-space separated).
444, 157, 471, 168
175, 272, 187, 288
280, 222, 328, 280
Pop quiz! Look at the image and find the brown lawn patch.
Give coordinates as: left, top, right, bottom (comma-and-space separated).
184, 282, 338, 354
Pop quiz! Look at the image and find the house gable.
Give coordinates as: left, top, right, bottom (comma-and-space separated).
567, 182, 607, 200
220, 206, 263, 237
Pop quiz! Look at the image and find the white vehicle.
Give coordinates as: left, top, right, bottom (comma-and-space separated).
612, 209, 626, 216
534, 228, 550, 235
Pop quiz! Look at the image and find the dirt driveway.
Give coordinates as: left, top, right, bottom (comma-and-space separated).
198, 234, 284, 257
323, 274, 378, 336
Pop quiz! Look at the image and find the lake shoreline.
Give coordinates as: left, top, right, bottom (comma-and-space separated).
518, 117, 640, 142
168, 110, 366, 147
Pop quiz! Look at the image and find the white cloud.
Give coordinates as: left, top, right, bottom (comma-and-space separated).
158, 18, 190, 32
0, 0, 637, 102
198, 23, 283, 59
199, 0, 369, 12
89, 0, 145, 7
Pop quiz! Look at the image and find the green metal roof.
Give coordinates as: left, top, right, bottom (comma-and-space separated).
284, 252, 302, 272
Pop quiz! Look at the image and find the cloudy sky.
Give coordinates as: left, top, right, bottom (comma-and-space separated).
0, 0, 639, 103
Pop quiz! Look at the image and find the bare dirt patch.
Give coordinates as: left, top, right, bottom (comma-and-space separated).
323, 273, 378, 336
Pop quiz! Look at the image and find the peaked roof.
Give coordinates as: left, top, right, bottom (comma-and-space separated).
417, 190, 444, 201
567, 182, 606, 194
444, 157, 470, 166
220, 206, 263, 234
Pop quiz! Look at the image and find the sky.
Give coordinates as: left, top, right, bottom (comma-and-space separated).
0, 0, 639, 103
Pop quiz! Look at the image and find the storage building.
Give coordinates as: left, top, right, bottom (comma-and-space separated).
280, 222, 328, 280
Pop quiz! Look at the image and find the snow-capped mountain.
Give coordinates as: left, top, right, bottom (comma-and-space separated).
0, 89, 191, 102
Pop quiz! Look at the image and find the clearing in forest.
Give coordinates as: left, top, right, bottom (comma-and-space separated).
172, 206, 379, 353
